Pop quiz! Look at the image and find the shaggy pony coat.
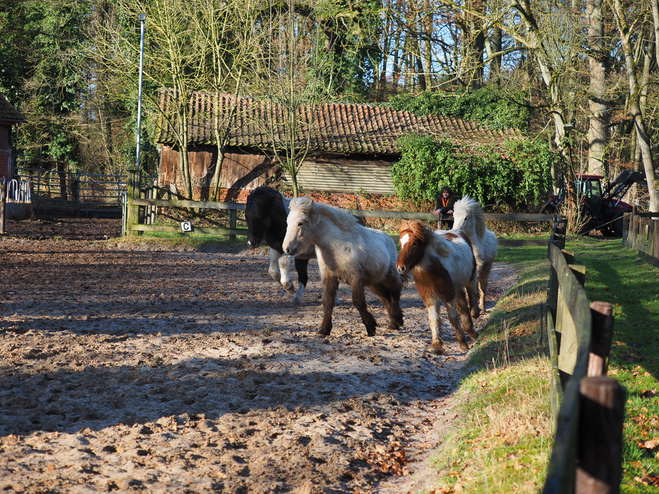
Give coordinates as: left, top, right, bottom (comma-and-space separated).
397, 219, 479, 354
283, 196, 403, 336
451, 195, 498, 312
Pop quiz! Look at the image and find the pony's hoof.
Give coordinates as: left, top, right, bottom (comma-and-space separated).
471, 308, 481, 319
319, 327, 332, 336
282, 282, 295, 294
429, 341, 445, 355
366, 327, 377, 337
459, 341, 469, 352
387, 322, 401, 330
467, 330, 478, 340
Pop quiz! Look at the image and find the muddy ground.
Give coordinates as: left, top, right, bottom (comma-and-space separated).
0, 214, 517, 493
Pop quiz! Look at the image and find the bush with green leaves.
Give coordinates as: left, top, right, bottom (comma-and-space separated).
391, 134, 558, 211
383, 86, 530, 131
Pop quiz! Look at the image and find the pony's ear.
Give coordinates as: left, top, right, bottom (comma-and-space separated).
400, 219, 411, 233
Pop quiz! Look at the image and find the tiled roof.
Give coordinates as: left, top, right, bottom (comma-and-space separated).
156, 90, 522, 155
0, 94, 26, 124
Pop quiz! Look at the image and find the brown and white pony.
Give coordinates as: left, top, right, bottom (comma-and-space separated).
452, 195, 498, 312
397, 219, 479, 354
283, 197, 404, 337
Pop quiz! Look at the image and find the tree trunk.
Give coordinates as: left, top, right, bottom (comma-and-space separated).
613, 0, 659, 212
586, 0, 609, 176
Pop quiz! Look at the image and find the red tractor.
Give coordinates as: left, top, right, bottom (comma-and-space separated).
541, 170, 645, 236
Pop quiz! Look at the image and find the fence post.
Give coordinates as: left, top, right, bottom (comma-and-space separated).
575, 377, 625, 494
126, 168, 138, 236
228, 208, 237, 241
0, 182, 6, 234
587, 302, 614, 378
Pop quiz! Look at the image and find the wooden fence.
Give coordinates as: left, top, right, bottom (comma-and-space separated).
123, 169, 557, 240
543, 222, 625, 494
623, 212, 659, 267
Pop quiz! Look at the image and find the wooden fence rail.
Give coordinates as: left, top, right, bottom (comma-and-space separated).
543, 224, 624, 494
123, 169, 557, 240
623, 212, 659, 267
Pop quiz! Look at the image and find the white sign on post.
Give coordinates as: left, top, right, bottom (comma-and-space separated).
181, 221, 192, 233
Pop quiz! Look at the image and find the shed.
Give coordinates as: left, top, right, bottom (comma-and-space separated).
156, 90, 522, 200
0, 94, 26, 180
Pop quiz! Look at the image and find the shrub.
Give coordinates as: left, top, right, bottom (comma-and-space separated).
391, 135, 558, 211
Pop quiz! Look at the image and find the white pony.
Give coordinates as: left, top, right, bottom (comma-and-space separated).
283, 197, 404, 337
451, 195, 498, 312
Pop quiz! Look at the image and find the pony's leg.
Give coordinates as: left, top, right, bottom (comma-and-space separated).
478, 262, 493, 312
427, 302, 446, 355
446, 300, 469, 352
278, 254, 295, 293
465, 278, 481, 320
291, 258, 309, 305
456, 290, 478, 341
370, 281, 403, 330
320, 276, 339, 336
268, 248, 281, 282
350, 283, 377, 336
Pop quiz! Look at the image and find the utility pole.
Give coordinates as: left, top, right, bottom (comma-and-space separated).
136, 13, 146, 179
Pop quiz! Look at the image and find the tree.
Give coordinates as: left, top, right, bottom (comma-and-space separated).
188, 0, 260, 201
250, 0, 332, 198
1, 0, 89, 173
586, 0, 609, 176
612, 0, 658, 211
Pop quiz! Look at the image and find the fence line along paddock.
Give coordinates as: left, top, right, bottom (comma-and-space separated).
623, 212, 659, 267
542, 224, 625, 494
18, 166, 127, 215
124, 176, 558, 244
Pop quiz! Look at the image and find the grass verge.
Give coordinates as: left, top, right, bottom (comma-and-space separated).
425, 235, 659, 493
570, 237, 659, 493
426, 243, 553, 493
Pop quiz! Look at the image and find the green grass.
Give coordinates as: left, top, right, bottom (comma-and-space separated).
426, 236, 659, 493
427, 243, 554, 493
109, 231, 249, 252
569, 237, 659, 493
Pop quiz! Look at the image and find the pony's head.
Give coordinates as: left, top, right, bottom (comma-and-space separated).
452, 195, 485, 238
283, 196, 315, 256
245, 186, 287, 248
397, 219, 432, 274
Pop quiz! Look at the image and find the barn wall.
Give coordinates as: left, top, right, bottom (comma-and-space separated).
0, 125, 12, 178
286, 156, 396, 195
158, 144, 275, 200
158, 144, 398, 199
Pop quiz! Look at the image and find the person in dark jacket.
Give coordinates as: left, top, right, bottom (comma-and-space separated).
433, 186, 457, 229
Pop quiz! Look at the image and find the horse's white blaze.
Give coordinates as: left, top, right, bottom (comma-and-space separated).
400, 232, 410, 249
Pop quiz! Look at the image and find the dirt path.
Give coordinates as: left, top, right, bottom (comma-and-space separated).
0, 217, 517, 493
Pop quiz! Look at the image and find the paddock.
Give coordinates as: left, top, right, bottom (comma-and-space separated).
0, 224, 516, 493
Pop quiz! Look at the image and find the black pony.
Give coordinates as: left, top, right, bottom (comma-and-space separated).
245, 186, 316, 305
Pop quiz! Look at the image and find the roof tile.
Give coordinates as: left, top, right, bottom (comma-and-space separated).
156, 90, 522, 154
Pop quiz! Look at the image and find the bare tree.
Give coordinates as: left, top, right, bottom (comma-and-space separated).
188, 0, 260, 201
586, 0, 609, 176
250, 0, 331, 197
612, 0, 658, 211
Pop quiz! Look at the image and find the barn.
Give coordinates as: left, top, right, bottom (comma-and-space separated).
155, 90, 522, 201
0, 94, 26, 180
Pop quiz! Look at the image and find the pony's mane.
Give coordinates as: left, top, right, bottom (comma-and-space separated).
246, 186, 287, 215
400, 219, 452, 257
454, 195, 485, 239
290, 197, 358, 232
